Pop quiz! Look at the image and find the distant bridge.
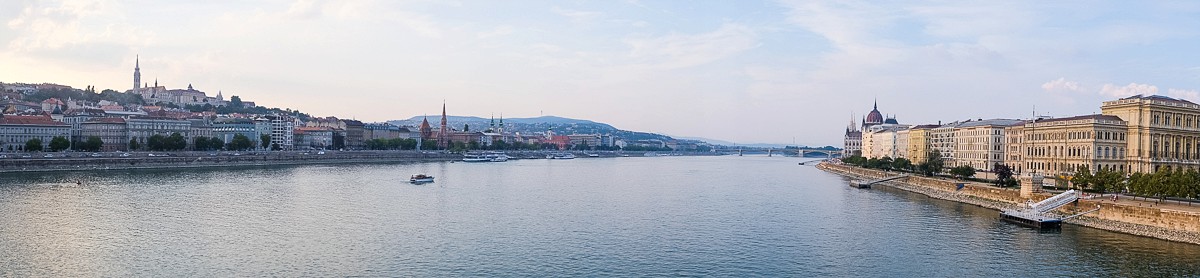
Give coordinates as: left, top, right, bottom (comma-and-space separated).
720, 147, 841, 158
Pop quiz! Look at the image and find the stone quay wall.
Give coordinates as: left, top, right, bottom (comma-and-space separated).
0, 151, 462, 173
817, 162, 1200, 245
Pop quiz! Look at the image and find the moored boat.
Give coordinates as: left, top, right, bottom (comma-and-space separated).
462, 154, 490, 162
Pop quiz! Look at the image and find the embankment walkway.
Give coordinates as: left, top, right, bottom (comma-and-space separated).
817, 162, 1200, 245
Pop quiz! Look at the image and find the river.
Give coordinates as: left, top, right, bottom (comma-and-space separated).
1, 155, 1198, 276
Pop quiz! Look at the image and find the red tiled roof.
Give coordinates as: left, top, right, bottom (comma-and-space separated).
83, 117, 126, 124
0, 115, 69, 126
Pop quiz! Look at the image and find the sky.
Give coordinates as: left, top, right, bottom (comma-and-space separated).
2, 1, 1199, 146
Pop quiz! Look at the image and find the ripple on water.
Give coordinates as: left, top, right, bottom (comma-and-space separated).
0, 157, 1198, 277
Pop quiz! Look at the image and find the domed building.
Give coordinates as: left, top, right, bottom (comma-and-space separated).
864, 101, 884, 127
844, 100, 902, 158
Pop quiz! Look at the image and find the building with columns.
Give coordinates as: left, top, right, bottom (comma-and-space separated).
1101, 95, 1198, 173
1011, 114, 1127, 176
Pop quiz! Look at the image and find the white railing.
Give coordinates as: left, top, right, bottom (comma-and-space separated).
1031, 190, 1079, 214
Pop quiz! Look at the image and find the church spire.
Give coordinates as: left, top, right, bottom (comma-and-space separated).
438, 101, 448, 148
133, 55, 142, 90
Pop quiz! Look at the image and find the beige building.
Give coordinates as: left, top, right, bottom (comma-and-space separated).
1102, 95, 1200, 173
80, 117, 128, 152
930, 121, 964, 167
1003, 121, 1027, 173
1017, 114, 1127, 176
954, 119, 1023, 171
864, 124, 910, 159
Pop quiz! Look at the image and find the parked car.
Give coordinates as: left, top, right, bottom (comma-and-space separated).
43, 154, 54, 158
119, 153, 131, 157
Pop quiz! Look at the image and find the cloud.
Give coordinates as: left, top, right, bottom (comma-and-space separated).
1099, 83, 1158, 98
623, 23, 758, 70
476, 25, 514, 39
1041, 78, 1083, 93
1168, 88, 1200, 101
552, 7, 603, 24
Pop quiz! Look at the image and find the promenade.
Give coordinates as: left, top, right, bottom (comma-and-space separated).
818, 162, 1200, 245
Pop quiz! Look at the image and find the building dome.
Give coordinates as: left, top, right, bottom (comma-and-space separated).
865, 101, 884, 124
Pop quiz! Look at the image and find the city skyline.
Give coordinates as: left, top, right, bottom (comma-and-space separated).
2, 1, 1198, 145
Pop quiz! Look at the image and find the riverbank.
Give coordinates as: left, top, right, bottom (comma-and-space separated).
0, 150, 719, 173
817, 162, 1200, 245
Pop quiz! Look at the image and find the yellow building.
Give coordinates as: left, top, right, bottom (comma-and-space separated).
1102, 95, 1200, 173
906, 124, 938, 164
1018, 114, 1127, 175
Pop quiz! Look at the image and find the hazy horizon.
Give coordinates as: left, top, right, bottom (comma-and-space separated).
3, 1, 1198, 146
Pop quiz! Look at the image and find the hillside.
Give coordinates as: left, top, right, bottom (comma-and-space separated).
389, 115, 672, 141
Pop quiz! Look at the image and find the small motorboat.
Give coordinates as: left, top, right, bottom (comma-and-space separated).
410, 174, 435, 183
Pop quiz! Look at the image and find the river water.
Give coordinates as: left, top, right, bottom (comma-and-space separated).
1, 155, 1198, 276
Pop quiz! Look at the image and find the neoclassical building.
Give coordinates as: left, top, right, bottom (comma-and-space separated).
1102, 95, 1200, 173
1010, 114, 1127, 175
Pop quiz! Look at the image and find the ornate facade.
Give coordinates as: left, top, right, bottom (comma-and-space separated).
1011, 114, 1127, 175
1102, 95, 1198, 173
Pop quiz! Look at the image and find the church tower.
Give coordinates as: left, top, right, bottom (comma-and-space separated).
438, 102, 449, 148
133, 55, 141, 90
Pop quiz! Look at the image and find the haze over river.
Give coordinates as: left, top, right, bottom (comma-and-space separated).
2, 156, 1198, 276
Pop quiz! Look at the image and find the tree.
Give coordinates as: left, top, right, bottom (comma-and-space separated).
25, 138, 43, 152
48, 136, 70, 152
400, 138, 418, 150
168, 133, 187, 151
261, 134, 271, 150
1072, 166, 1094, 190
271, 143, 281, 151
467, 140, 480, 150
195, 137, 211, 151
230, 134, 253, 151
891, 158, 912, 172
148, 134, 167, 151
917, 150, 945, 177
129, 138, 141, 151
209, 136, 224, 150
1091, 168, 1124, 194
949, 165, 976, 179
84, 136, 104, 152
419, 138, 437, 150
230, 95, 243, 108
992, 163, 1017, 187
463, 124, 470, 132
